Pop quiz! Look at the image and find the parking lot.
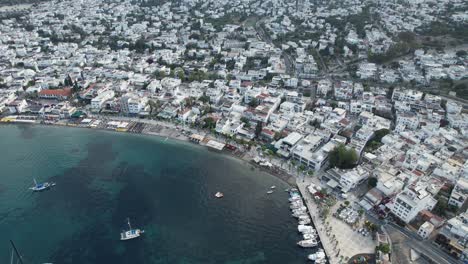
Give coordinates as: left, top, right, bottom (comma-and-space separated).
329, 208, 377, 260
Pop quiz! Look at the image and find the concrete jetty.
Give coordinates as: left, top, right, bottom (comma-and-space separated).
297, 180, 338, 264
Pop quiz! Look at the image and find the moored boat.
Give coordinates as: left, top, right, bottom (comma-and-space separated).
120, 218, 144, 241
308, 248, 326, 262
29, 179, 55, 192
297, 239, 318, 248
303, 233, 317, 240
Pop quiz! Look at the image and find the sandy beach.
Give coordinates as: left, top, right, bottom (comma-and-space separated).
1, 117, 297, 187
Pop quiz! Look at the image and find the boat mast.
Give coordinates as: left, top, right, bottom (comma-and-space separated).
9, 240, 24, 264
33, 178, 37, 186
127, 218, 132, 231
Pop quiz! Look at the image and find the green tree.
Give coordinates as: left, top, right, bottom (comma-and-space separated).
198, 95, 210, 104
273, 132, 282, 141
255, 122, 263, 138
203, 117, 216, 129
456, 50, 467, 57
374, 129, 390, 142
433, 197, 448, 216
153, 70, 166, 80
241, 116, 250, 127
177, 70, 185, 81
64, 75, 73, 87
226, 59, 236, 71
329, 144, 358, 169
376, 244, 391, 254
248, 98, 259, 108
148, 100, 162, 115
368, 177, 378, 188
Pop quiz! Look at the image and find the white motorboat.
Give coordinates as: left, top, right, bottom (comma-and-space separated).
290, 201, 304, 206
308, 249, 326, 262
120, 218, 144, 241
298, 215, 310, 221
298, 225, 313, 232
289, 193, 301, 199
293, 212, 308, 218
29, 179, 55, 192
303, 229, 317, 235
301, 228, 316, 235
215, 192, 224, 198
270, 186, 276, 189
289, 197, 302, 202
297, 239, 318, 248
267, 190, 274, 194
290, 203, 304, 209
299, 219, 311, 225
292, 208, 307, 214
303, 233, 317, 240
298, 225, 316, 234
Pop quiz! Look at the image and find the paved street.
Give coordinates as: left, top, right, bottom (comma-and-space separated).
386, 223, 461, 264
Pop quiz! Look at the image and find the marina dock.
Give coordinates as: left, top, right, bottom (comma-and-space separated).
297, 181, 337, 264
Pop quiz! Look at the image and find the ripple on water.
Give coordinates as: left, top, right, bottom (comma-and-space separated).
0, 125, 308, 263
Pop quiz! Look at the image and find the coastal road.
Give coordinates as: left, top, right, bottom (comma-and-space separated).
386, 223, 461, 264
254, 19, 295, 76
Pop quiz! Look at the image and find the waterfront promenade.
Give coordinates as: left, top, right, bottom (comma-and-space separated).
297, 180, 338, 264
297, 177, 376, 264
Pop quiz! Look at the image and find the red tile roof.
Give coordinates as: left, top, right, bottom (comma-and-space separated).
39, 87, 72, 97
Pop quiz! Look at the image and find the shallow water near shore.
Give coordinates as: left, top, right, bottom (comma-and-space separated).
0, 124, 310, 263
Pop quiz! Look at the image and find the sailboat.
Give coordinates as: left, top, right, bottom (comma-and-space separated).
9, 240, 53, 264
120, 218, 144, 241
29, 178, 56, 192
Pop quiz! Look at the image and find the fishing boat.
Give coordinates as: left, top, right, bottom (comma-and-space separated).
215, 192, 224, 198
120, 218, 144, 241
29, 179, 55, 192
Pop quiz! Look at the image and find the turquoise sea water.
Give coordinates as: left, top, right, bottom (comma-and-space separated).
0, 124, 309, 263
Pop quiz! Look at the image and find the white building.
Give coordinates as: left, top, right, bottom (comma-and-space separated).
339, 166, 370, 193
317, 79, 332, 97
6, 99, 28, 114
91, 90, 115, 111
389, 185, 437, 224
392, 89, 423, 102
276, 132, 303, 158
396, 112, 419, 130
418, 221, 435, 239
449, 178, 468, 209
440, 212, 468, 260
128, 97, 148, 114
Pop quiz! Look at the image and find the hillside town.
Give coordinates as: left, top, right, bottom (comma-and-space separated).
0, 0, 467, 263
